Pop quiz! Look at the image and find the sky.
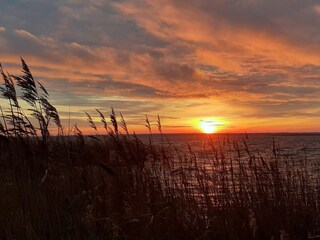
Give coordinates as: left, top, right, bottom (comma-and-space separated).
0, 0, 320, 134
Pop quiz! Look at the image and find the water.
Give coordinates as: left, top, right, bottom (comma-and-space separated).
137, 133, 320, 161
138, 133, 320, 183
137, 133, 320, 207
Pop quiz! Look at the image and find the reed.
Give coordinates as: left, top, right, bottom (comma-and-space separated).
0, 60, 320, 239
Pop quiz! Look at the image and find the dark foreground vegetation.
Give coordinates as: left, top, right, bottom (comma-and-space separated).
1, 60, 320, 239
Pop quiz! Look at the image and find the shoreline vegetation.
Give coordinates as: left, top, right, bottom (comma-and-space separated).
1, 60, 320, 239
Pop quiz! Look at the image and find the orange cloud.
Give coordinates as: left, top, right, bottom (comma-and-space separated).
1, 0, 320, 133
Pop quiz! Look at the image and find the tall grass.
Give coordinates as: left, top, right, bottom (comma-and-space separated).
0, 60, 320, 239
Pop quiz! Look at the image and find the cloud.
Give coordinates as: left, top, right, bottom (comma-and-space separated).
153, 63, 197, 82
15, 29, 45, 45
314, 4, 320, 15
241, 100, 320, 118
44, 77, 168, 98
1, 0, 320, 132
117, 0, 320, 66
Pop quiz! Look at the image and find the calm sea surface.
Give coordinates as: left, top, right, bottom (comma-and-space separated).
137, 133, 320, 161
137, 133, 320, 190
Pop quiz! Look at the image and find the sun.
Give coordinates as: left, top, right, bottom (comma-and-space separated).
199, 119, 219, 134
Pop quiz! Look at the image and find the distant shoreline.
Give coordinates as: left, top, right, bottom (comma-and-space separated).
125, 132, 320, 136
55, 132, 320, 137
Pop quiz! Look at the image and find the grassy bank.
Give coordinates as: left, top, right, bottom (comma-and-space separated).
0, 60, 320, 239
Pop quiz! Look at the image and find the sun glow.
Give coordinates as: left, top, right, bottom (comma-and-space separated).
199, 118, 222, 134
